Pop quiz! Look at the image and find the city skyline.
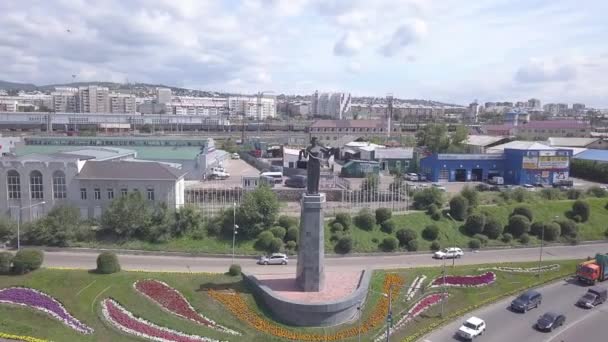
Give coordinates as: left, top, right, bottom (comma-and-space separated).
1, 0, 607, 107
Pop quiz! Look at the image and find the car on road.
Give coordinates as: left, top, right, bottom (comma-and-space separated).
257, 253, 288, 265
433, 247, 464, 259
285, 175, 306, 188
431, 183, 447, 191
457, 316, 486, 340
417, 173, 427, 181
510, 290, 542, 312
576, 286, 607, 308
231, 153, 240, 159
535, 312, 565, 332
405, 173, 419, 181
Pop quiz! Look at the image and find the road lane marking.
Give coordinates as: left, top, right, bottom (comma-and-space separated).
544, 307, 603, 342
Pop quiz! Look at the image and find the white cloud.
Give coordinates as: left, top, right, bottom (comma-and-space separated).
333, 32, 363, 56
514, 58, 578, 83
347, 61, 361, 73
380, 18, 428, 57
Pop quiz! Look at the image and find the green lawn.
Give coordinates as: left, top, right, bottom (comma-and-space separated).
0, 260, 579, 341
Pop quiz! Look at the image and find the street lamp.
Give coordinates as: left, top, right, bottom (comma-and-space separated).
232, 202, 239, 265
9, 201, 46, 250
445, 213, 457, 268
368, 286, 394, 341
356, 300, 363, 342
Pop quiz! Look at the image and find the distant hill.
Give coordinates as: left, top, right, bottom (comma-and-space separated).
0, 80, 38, 91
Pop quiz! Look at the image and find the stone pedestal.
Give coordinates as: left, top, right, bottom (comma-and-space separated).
296, 193, 325, 292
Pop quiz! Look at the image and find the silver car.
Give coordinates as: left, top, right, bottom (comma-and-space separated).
258, 253, 288, 265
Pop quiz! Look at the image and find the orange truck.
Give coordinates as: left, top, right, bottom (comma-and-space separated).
577, 253, 608, 285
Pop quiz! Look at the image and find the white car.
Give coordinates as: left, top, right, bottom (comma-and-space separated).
433, 247, 464, 259
458, 317, 486, 340
432, 183, 447, 192
231, 153, 240, 160
209, 167, 230, 180
523, 184, 536, 191
405, 173, 419, 181
257, 253, 288, 265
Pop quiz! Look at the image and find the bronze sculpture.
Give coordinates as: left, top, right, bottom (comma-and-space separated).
298, 137, 336, 195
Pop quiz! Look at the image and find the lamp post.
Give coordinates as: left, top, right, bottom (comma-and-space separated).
446, 213, 457, 268
357, 300, 363, 342
9, 201, 46, 250
385, 285, 393, 342
232, 202, 238, 265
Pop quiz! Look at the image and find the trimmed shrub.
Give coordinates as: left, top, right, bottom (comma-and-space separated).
334, 212, 352, 230
512, 188, 528, 203
460, 186, 479, 207
413, 188, 444, 210
277, 215, 298, 229
510, 206, 533, 222
558, 219, 578, 237
0, 252, 13, 274
422, 225, 440, 241
430, 240, 441, 251
449, 195, 469, 221
329, 233, 342, 243
530, 221, 545, 237
375, 208, 392, 224
572, 200, 590, 222
572, 215, 582, 223
566, 188, 584, 200
12, 249, 44, 275
190, 228, 205, 240
483, 218, 502, 239
543, 222, 561, 241
380, 220, 396, 234
540, 188, 563, 200
371, 237, 379, 243
587, 186, 608, 198
507, 215, 531, 238
519, 233, 530, 244
468, 238, 481, 249
285, 227, 299, 242
335, 236, 353, 254
464, 214, 486, 236
502, 233, 513, 243
285, 240, 297, 251
331, 222, 345, 233
431, 211, 442, 221
96, 252, 120, 274
381, 237, 399, 252
228, 264, 242, 276
396, 228, 417, 246
354, 209, 375, 231
427, 204, 439, 215
407, 239, 419, 252
269, 226, 286, 240
473, 234, 489, 246
255, 231, 275, 250
268, 238, 284, 253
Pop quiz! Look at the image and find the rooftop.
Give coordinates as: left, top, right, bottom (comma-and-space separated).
465, 135, 509, 147
573, 149, 608, 162
546, 137, 599, 147
488, 140, 556, 152
310, 119, 385, 129
517, 120, 590, 130
375, 147, 414, 159
77, 160, 187, 180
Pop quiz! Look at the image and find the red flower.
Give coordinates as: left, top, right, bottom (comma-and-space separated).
431, 272, 495, 287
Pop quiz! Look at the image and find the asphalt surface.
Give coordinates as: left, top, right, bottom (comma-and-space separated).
39, 242, 608, 274
421, 278, 608, 342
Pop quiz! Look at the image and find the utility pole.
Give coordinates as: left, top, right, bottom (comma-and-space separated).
232, 202, 238, 265
385, 285, 393, 342
441, 254, 447, 317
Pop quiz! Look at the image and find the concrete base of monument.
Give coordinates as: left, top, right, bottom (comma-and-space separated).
243, 270, 372, 327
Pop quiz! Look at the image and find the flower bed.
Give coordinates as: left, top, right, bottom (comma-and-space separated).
0, 332, 49, 342
0, 287, 93, 334
207, 273, 405, 341
405, 275, 427, 301
430, 272, 496, 288
101, 298, 223, 342
134, 280, 239, 335
375, 292, 445, 342
477, 264, 560, 273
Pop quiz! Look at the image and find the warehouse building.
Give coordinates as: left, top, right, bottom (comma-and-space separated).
420, 141, 572, 185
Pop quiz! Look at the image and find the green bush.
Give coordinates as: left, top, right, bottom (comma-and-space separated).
371, 237, 379, 243
507, 214, 531, 238
543, 222, 561, 241
572, 215, 582, 223
268, 238, 284, 253
329, 233, 342, 243
330, 222, 345, 233
566, 188, 584, 200
464, 214, 486, 236
407, 239, 419, 252
285, 227, 299, 242
460, 186, 479, 207
228, 264, 242, 276
95, 252, 120, 274
12, 249, 44, 275
483, 218, 502, 239
557, 219, 578, 237
0, 252, 13, 274
381, 237, 399, 252
190, 228, 205, 240
502, 233, 513, 243
396, 228, 418, 246
431, 212, 442, 221
354, 209, 375, 231
427, 204, 439, 215
255, 231, 275, 250
413, 188, 444, 210
285, 240, 297, 251
519, 233, 530, 244
587, 186, 608, 198
572, 200, 590, 222
510, 205, 533, 222
430, 240, 441, 251
605, 228, 608, 238
422, 225, 440, 241
530, 222, 545, 237
0, 217, 16, 243
468, 238, 481, 249
512, 188, 528, 203
334, 212, 352, 230
449, 195, 469, 221
540, 188, 563, 200
375, 208, 392, 224
473, 234, 489, 246
335, 236, 353, 254
269, 226, 287, 239
380, 220, 396, 234
277, 215, 298, 229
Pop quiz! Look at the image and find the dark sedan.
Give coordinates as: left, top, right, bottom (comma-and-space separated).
536, 312, 566, 332
285, 175, 306, 188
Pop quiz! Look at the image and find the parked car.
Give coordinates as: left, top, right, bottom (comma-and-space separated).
260, 171, 283, 184
457, 316, 486, 340
488, 176, 504, 185
431, 183, 447, 192
405, 173, 419, 181
285, 175, 306, 188
417, 173, 427, 181
577, 286, 607, 308
208, 167, 230, 180
231, 153, 240, 159
510, 290, 542, 312
535, 312, 565, 332
257, 253, 289, 265
523, 184, 536, 191
433, 247, 464, 259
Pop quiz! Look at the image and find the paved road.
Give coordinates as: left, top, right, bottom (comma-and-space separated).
39, 242, 607, 274
421, 278, 608, 342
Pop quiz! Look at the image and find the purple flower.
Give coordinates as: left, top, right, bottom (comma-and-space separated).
0, 287, 93, 334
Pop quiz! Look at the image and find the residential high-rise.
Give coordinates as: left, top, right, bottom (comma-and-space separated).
573, 103, 586, 112
527, 98, 541, 110
157, 88, 172, 105
310, 91, 351, 119
52, 87, 78, 112
228, 96, 276, 119
109, 94, 136, 113
77, 86, 109, 113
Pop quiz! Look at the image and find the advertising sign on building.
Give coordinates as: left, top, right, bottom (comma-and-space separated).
538, 156, 569, 169
553, 171, 569, 183
522, 156, 538, 169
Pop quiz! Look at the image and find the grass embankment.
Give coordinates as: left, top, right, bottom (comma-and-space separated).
0, 260, 578, 341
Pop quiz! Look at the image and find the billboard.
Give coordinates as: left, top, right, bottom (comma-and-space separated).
538, 156, 569, 169
522, 156, 538, 169
553, 171, 569, 183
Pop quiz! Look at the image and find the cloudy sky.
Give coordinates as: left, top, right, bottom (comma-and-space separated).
1, 0, 607, 106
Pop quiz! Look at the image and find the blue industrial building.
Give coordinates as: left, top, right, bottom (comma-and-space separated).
420, 142, 572, 185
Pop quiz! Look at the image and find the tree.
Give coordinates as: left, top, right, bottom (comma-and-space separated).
381, 237, 399, 252
255, 231, 274, 251
469, 238, 481, 249
416, 123, 450, 153
413, 188, 444, 210
354, 209, 375, 231
334, 213, 352, 231
285, 227, 299, 242
587, 186, 608, 198
335, 236, 353, 254
268, 238, 284, 253
380, 220, 396, 234
146, 202, 173, 243
101, 192, 152, 239
221, 139, 238, 153
572, 200, 590, 222
236, 185, 280, 237
24, 206, 83, 246
407, 239, 419, 251
430, 240, 441, 251
375, 208, 392, 224
543, 222, 561, 241
0, 216, 16, 243
422, 225, 440, 240
510, 206, 533, 222
460, 186, 479, 207
396, 228, 417, 246
449, 195, 469, 221
172, 205, 203, 237
277, 216, 298, 229
452, 125, 469, 146
0, 252, 13, 274
270, 226, 287, 239
530, 222, 545, 237
483, 218, 502, 239
464, 214, 486, 235
507, 215, 531, 238
557, 219, 577, 237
